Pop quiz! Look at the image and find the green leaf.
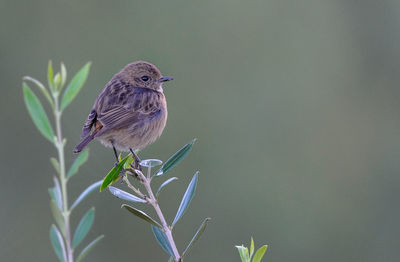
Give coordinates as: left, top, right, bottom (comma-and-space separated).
67, 149, 89, 179
156, 177, 178, 199
50, 200, 65, 237
252, 245, 268, 262
152, 226, 175, 258
250, 237, 255, 259
60, 63, 67, 89
182, 217, 211, 258
139, 159, 163, 168
72, 207, 95, 248
168, 257, 174, 262
50, 157, 60, 174
48, 60, 54, 92
122, 204, 161, 228
23, 76, 54, 108
48, 188, 57, 204
155, 139, 196, 176
172, 172, 198, 227
236, 245, 250, 262
49, 176, 63, 210
70, 180, 102, 210
61, 62, 91, 111
76, 235, 104, 262
54, 73, 61, 89
48, 187, 61, 209
49, 187, 62, 210
109, 187, 146, 203
100, 154, 131, 191
23, 83, 55, 143
50, 224, 67, 262
123, 154, 134, 169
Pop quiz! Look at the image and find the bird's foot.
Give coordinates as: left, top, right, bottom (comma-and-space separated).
130, 149, 142, 171
134, 162, 142, 171
118, 172, 127, 185
127, 168, 139, 178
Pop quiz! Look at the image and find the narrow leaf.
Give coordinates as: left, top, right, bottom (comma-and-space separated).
168, 257, 174, 262
172, 172, 198, 227
236, 245, 250, 262
50, 157, 60, 174
123, 154, 134, 169
72, 207, 95, 248
250, 237, 255, 259
252, 245, 268, 262
60, 63, 67, 88
122, 204, 161, 228
76, 235, 104, 262
52, 176, 63, 210
156, 177, 178, 199
50, 200, 65, 237
152, 226, 175, 258
100, 154, 131, 191
109, 187, 146, 203
182, 217, 211, 258
49, 187, 62, 210
67, 149, 89, 179
61, 62, 91, 111
54, 73, 61, 89
50, 224, 67, 262
48, 60, 54, 92
23, 76, 53, 107
70, 180, 102, 210
23, 83, 55, 142
155, 139, 196, 176
48, 188, 57, 205
139, 159, 163, 168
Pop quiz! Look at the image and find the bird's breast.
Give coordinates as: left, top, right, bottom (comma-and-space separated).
124, 107, 167, 151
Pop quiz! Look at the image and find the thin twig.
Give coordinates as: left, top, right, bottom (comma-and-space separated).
122, 175, 146, 200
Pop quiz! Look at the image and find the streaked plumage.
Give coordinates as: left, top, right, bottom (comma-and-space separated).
74, 61, 172, 154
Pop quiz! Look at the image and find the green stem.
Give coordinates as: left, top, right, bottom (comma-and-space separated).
54, 95, 74, 262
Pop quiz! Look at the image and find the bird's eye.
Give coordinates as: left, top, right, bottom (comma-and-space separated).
141, 76, 149, 82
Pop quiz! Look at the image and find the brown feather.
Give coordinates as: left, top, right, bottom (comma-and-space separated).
74, 61, 169, 153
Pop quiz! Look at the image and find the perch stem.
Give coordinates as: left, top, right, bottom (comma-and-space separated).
142, 167, 181, 261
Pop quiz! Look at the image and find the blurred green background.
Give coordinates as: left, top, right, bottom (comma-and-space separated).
1, 0, 400, 261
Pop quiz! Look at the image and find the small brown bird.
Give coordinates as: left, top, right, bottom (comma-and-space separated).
74, 61, 172, 164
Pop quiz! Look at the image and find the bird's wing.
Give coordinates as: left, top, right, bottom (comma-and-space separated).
79, 78, 124, 138
94, 87, 164, 137
80, 109, 97, 139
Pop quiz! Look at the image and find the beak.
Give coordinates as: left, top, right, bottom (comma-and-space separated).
159, 76, 174, 82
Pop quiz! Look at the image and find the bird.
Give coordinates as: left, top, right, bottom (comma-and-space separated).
73, 61, 173, 166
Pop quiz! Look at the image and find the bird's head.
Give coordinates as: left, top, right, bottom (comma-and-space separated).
119, 61, 173, 92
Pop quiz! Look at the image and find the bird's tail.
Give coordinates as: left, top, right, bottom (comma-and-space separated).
73, 134, 95, 153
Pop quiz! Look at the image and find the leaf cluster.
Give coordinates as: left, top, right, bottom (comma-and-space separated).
236, 237, 268, 262
102, 139, 210, 261
23, 61, 102, 262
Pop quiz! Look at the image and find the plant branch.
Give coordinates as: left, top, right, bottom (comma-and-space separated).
54, 94, 74, 262
132, 167, 181, 261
